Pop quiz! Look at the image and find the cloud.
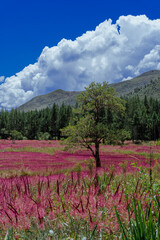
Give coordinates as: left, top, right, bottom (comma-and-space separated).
1, 15, 160, 109
122, 76, 133, 82
0, 76, 5, 82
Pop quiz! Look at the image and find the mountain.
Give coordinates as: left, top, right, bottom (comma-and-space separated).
18, 89, 81, 112
112, 70, 160, 96
18, 70, 160, 111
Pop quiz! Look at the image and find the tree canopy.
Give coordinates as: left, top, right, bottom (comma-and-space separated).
62, 82, 125, 168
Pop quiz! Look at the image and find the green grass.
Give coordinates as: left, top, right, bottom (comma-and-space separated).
0, 146, 62, 155
115, 196, 160, 240
114, 149, 160, 160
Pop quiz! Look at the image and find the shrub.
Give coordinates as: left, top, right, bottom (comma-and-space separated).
10, 130, 24, 140
37, 132, 51, 140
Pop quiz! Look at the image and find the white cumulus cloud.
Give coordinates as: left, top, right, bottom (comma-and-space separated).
1, 15, 160, 109
0, 76, 5, 82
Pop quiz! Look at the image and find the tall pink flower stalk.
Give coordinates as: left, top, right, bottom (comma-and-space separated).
0, 140, 159, 234
0, 174, 128, 233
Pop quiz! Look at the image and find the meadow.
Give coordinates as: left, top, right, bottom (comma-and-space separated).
0, 140, 160, 239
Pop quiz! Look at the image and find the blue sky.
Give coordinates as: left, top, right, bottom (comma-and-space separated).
0, 0, 160, 109
1, 0, 159, 78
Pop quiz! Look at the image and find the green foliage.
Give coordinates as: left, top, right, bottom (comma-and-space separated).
0, 128, 9, 139
128, 76, 160, 100
0, 104, 72, 140
4, 227, 14, 240
85, 158, 95, 177
115, 196, 160, 240
77, 81, 125, 114
117, 129, 131, 145
0, 146, 56, 155
62, 82, 125, 167
115, 151, 160, 240
37, 132, 51, 140
3, 218, 99, 239
10, 130, 24, 140
0, 87, 160, 142
156, 140, 160, 146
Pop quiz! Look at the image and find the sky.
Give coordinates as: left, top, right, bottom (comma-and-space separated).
0, 0, 160, 109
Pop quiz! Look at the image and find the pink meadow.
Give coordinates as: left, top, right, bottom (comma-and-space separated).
0, 140, 158, 175
0, 140, 160, 238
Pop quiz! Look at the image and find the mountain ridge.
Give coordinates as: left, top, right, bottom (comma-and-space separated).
18, 70, 160, 112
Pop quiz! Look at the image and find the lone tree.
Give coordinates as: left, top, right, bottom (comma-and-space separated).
62, 82, 125, 168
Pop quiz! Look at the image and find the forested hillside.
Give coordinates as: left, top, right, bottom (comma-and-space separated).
0, 96, 160, 141
126, 77, 160, 99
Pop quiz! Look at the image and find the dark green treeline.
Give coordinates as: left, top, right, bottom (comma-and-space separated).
123, 96, 160, 141
0, 103, 72, 140
0, 96, 160, 141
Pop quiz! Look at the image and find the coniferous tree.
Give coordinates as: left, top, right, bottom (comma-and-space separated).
50, 103, 58, 139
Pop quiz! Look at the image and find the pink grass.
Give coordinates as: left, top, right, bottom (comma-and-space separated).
0, 174, 128, 233
0, 140, 159, 175
0, 140, 159, 234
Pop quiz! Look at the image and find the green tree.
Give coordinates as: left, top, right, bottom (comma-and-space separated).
57, 104, 72, 140
10, 130, 23, 140
62, 82, 125, 168
50, 103, 58, 139
0, 128, 9, 139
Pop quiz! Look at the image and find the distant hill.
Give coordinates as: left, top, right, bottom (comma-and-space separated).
124, 76, 160, 99
18, 70, 160, 112
18, 89, 81, 112
112, 70, 160, 96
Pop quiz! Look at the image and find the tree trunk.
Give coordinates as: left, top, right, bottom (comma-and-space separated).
95, 141, 101, 168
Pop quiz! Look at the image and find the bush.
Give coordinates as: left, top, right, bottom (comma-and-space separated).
0, 128, 10, 139
10, 130, 24, 140
37, 132, 51, 140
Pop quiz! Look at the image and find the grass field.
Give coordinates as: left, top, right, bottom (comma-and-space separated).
0, 140, 160, 239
